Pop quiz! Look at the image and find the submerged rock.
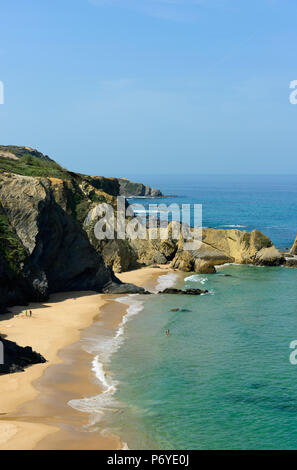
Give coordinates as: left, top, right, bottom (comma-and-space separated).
284, 258, 297, 268
160, 288, 208, 295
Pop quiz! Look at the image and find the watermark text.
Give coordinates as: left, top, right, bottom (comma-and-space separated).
289, 80, 297, 105
0, 81, 4, 104
85, 197, 202, 251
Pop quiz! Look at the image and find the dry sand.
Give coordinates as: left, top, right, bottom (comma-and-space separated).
0, 266, 171, 450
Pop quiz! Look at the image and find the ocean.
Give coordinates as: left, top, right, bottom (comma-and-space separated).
126, 174, 297, 250
70, 175, 297, 449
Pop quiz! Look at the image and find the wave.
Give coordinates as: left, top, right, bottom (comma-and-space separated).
68, 295, 144, 422
184, 274, 208, 285
215, 262, 241, 269
154, 272, 179, 293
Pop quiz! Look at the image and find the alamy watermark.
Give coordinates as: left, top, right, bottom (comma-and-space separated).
289, 340, 297, 365
0, 81, 4, 104
85, 197, 202, 251
0, 340, 4, 365
289, 80, 297, 105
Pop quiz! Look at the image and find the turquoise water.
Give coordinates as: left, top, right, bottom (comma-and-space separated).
71, 175, 297, 449
106, 265, 297, 449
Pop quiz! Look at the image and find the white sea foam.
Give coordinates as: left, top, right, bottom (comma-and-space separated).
154, 272, 179, 293
215, 262, 241, 269
68, 274, 179, 430
184, 274, 208, 285
68, 294, 144, 422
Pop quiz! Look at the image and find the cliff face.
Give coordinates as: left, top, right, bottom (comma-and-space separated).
118, 178, 162, 197
0, 173, 118, 308
0, 143, 155, 313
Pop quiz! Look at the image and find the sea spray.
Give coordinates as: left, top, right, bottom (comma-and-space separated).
154, 272, 179, 293
184, 274, 208, 285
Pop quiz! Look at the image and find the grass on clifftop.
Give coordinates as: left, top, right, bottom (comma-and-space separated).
0, 154, 70, 180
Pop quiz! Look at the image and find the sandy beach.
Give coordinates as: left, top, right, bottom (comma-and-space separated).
0, 266, 172, 450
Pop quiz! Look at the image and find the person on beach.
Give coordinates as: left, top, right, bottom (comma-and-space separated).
25, 310, 28, 317
29, 310, 32, 317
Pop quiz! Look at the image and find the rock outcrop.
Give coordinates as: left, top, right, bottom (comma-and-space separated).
290, 236, 297, 255
84, 208, 282, 273
118, 178, 162, 197
0, 173, 115, 297
0, 170, 145, 311
160, 288, 208, 295
194, 259, 217, 274
253, 246, 285, 266
284, 257, 297, 268
0, 337, 46, 375
170, 228, 282, 271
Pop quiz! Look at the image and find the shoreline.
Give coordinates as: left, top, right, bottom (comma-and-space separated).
0, 266, 176, 450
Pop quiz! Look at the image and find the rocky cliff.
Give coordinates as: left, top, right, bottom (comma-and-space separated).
84, 212, 285, 273
0, 146, 148, 312
0, 145, 293, 374
118, 178, 163, 197
0, 145, 291, 300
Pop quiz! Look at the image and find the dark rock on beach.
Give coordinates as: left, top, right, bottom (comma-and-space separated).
103, 282, 150, 294
0, 337, 46, 375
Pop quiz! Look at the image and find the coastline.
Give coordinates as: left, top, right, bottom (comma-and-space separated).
0, 265, 176, 450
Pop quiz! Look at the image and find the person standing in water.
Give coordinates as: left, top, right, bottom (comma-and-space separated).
165, 329, 170, 336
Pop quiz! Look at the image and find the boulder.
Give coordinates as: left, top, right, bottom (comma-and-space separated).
253, 246, 285, 266
159, 288, 208, 295
0, 337, 46, 375
194, 259, 216, 274
284, 258, 297, 268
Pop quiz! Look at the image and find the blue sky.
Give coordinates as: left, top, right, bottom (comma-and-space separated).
0, 0, 296, 176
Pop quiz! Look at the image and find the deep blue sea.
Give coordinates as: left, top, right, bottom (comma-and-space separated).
126, 174, 297, 250
70, 175, 297, 449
